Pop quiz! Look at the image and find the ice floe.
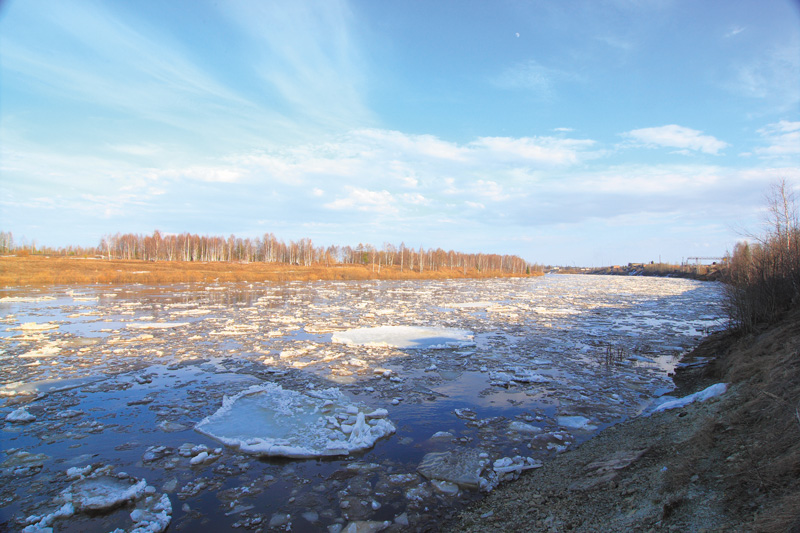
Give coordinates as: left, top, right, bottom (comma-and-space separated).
5, 406, 36, 423
557, 415, 597, 430
21, 465, 171, 533
126, 322, 189, 330
331, 325, 474, 349
195, 383, 395, 458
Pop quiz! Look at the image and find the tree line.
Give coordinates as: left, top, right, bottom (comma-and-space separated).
1, 229, 538, 275
725, 179, 800, 331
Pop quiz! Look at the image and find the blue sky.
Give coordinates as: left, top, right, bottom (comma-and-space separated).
1, 0, 798, 266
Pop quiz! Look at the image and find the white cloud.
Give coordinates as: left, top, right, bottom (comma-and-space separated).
724, 26, 745, 38
470, 180, 510, 202
324, 187, 398, 214
624, 125, 729, 155
571, 164, 725, 195
400, 193, 430, 205
172, 166, 244, 183
470, 136, 596, 165
353, 129, 468, 161
755, 120, 800, 157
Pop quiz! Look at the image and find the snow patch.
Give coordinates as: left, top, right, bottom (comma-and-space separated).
652, 383, 728, 413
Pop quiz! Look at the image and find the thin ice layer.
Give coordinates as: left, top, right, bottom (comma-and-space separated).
195, 383, 395, 458
331, 325, 474, 349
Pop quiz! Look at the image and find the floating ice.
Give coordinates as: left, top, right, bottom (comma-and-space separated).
0, 296, 56, 302
331, 326, 474, 349
22, 470, 171, 533
67, 476, 148, 512
508, 421, 542, 434
652, 383, 728, 413
447, 301, 495, 309
195, 383, 395, 458
126, 322, 189, 330
129, 492, 172, 533
13, 322, 59, 331
6, 407, 36, 423
20, 343, 61, 358
558, 415, 597, 430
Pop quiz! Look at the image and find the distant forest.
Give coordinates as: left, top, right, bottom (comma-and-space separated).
0, 230, 537, 275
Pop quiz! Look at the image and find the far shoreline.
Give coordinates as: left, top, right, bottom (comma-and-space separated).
0, 255, 542, 287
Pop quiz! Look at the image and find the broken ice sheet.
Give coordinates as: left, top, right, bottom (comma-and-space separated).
195, 383, 395, 458
331, 325, 474, 349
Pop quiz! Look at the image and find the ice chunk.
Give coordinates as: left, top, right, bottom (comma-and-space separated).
6, 407, 36, 423
417, 449, 489, 490
14, 322, 59, 331
652, 383, 727, 413
22, 502, 75, 532
20, 343, 61, 358
492, 456, 542, 477
508, 421, 543, 434
126, 322, 189, 330
430, 479, 460, 495
67, 476, 147, 512
129, 492, 172, 533
195, 383, 395, 458
557, 415, 597, 430
331, 326, 474, 349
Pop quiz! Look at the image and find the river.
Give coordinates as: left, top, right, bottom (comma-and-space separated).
0, 274, 724, 532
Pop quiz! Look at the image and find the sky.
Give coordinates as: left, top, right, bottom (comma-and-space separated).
1, 0, 799, 266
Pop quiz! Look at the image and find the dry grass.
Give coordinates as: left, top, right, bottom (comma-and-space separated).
665, 307, 800, 531
0, 255, 540, 287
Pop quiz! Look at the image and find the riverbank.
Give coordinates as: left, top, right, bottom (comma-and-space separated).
587, 264, 724, 282
449, 307, 800, 531
0, 256, 539, 287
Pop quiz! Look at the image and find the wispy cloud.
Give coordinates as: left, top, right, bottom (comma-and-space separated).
490, 60, 578, 98
217, 0, 373, 131
724, 26, 745, 38
729, 39, 800, 110
623, 125, 729, 155
323, 187, 399, 214
469, 136, 597, 165
754, 120, 800, 157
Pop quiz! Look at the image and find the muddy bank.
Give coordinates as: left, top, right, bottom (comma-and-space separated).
448, 310, 800, 532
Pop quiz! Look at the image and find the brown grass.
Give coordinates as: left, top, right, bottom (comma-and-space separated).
0, 255, 541, 287
666, 307, 800, 530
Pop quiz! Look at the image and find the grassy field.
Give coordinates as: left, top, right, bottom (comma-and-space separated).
0, 255, 540, 287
